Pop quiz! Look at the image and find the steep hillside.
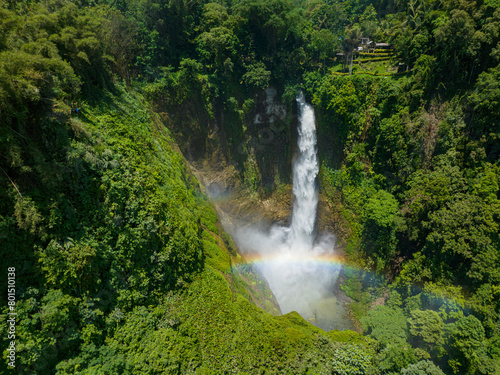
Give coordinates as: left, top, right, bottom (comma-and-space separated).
0, 83, 371, 373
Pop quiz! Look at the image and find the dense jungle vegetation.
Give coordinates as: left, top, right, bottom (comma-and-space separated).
1, 0, 499, 374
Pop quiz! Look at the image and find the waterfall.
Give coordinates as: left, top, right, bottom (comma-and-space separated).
290, 91, 319, 251
233, 91, 346, 330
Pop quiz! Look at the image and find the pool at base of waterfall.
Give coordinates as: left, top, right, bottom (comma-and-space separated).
306, 295, 354, 331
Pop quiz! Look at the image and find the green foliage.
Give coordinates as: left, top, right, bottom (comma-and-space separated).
340, 274, 373, 320
125, 0, 204, 75
445, 315, 487, 374
378, 343, 417, 373
329, 329, 371, 344
361, 304, 408, 347
332, 344, 373, 375
358, 5, 377, 32
401, 360, 446, 375
326, 79, 360, 127
433, 9, 477, 78
373, 113, 414, 180
309, 28, 339, 69
362, 190, 401, 272
424, 193, 500, 285
408, 309, 445, 355
71, 266, 354, 374
242, 61, 271, 90
197, 25, 238, 72
467, 64, 500, 161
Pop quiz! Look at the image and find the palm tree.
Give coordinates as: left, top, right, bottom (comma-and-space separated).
342, 27, 362, 74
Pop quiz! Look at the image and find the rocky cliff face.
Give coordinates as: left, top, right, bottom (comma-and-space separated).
159, 86, 335, 239
248, 87, 295, 189
160, 86, 294, 222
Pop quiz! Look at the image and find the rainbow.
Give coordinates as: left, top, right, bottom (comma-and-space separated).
230, 252, 466, 309
231, 252, 345, 268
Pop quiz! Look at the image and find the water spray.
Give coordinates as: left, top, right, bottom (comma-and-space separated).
231, 92, 349, 330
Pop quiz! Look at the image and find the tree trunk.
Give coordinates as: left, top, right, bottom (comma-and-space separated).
349, 50, 353, 75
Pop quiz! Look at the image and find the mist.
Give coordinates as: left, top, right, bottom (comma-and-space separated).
232, 92, 344, 329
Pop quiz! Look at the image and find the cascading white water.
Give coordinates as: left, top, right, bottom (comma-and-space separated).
233, 91, 347, 330
290, 91, 319, 251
